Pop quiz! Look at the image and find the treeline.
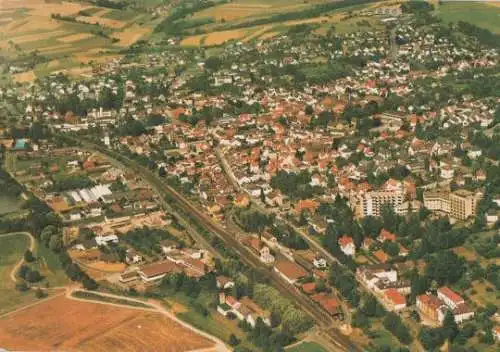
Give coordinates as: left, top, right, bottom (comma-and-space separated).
49, 175, 95, 192
457, 21, 500, 48
224, 0, 373, 30
155, 0, 223, 35
92, 0, 126, 10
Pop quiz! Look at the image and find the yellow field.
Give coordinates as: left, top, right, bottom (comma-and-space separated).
204, 29, 248, 45
58, 33, 94, 43
0, 0, 152, 81
180, 34, 205, 46
112, 26, 152, 47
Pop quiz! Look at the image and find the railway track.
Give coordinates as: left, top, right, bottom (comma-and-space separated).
68, 138, 361, 352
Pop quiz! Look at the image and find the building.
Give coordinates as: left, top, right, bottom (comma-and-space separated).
274, 259, 307, 285
384, 288, 406, 311
137, 261, 182, 283
437, 287, 464, 309
338, 235, 356, 256
417, 294, 442, 322
355, 189, 404, 217
423, 190, 451, 214
449, 190, 483, 220
424, 189, 483, 220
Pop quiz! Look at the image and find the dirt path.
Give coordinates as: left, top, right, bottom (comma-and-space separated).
0, 232, 35, 284
65, 288, 230, 352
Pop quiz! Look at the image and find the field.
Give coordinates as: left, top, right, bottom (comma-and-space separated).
287, 341, 328, 352
33, 242, 69, 287
436, 2, 500, 34
0, 295, 215, 352
467, 280, 500, 308
0, 234, 37, 314
179, 0, 383, 47
0, 0, 155, 81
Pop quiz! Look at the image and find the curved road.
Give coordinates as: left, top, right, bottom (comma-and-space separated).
0, 232, 35, 283
66, 288, 229, 352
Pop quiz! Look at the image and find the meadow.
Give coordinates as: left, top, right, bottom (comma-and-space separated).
436, 2, 500, 34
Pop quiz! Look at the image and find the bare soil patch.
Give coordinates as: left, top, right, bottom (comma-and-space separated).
0, 295, 214, 352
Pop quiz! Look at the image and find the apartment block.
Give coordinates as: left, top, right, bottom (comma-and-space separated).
423, 189, 483, 220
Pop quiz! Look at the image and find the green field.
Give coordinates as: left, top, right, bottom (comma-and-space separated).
0, 234, 37, 314
33, 242, 69, 287
287, 341, 327, 352
436, 2, 500, 34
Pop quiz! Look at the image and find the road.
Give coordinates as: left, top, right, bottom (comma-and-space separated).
66, 137, 361, 352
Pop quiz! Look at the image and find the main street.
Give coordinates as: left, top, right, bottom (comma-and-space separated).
66, 136, 362, 352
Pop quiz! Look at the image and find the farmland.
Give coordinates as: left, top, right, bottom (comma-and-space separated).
0, 295, 215, 352
436, 2, 500, 34
0, 0, 155, 82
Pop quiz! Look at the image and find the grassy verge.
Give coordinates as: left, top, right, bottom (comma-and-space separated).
287, 341, 327, 352
33, 242, 69, 287
71, 290, 151, 308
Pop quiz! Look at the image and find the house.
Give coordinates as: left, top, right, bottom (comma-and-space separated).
373, 249, 389, 263
311, 293, 343, 317
137, 261, 182, 283
302, 282, 317, 295
338, 235, 356, 256
493, 327, 500, 342
437, 287, 464, 309
362, 238, 375, 251
313, 256, 327, 269
216, 276, 235, 290
217, 293, 271, 328
95, 234, 119, 246
274, 259, 307, 285
357, 264, 398, 290
384, 288, 406, 311
125, 249, 142, 264
417, 294, 442, 322
378, 229, 396, 243
259, 246, 275, 264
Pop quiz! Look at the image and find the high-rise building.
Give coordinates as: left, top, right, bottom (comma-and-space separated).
423, 189, 482, 220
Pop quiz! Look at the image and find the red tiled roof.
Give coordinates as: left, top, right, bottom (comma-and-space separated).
373, 250, 389, 263
338, 235, 354, 248
438, 287, 464, 304
302, 282, 316, 294
385, 288, 405, 306
379, 229, 396, 242
275, 260, 307, 281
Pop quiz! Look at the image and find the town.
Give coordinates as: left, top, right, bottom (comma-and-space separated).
0, 1, 499, 352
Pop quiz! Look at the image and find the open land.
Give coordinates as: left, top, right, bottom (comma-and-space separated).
0, 295, 215, 352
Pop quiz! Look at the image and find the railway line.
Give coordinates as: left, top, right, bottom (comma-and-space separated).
68, 137, 362, 352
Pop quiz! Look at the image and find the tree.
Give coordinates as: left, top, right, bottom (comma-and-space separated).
229, 334, 240, 346
35, 288, 46, 299
24, 249, 35, 263
25, 269, 42, 283
49, 235, 63, 252
82, 275, 98, 290
425, 251, 466, 285
442, 311, 459, 342
18, 264, 29, 279
16, 281, 29, 292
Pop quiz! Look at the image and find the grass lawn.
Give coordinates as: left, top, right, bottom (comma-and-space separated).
0, 234, 38, 314
436, 2, 500, 34
287, 341, 327, 352
467, 280, 500, 308
169, 292, 246, 344
33, 242, 69, 287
